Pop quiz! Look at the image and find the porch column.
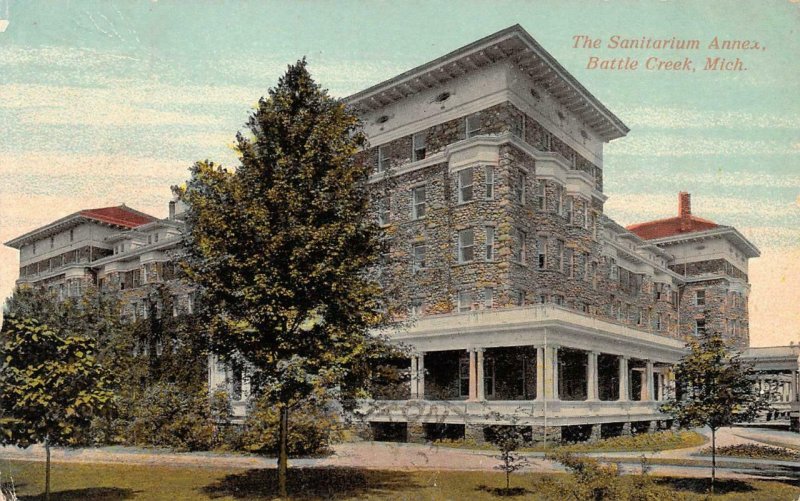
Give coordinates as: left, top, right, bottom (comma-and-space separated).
468, 349, 478, 401
417, 352, 425, 399
476, 348, 486, 401
544, 345, 559, 400
586, 351, 599, 401
618, 356, 629, 402
536, 346, 545, 401
645, 360, 655, 401
410, 354, 419, 399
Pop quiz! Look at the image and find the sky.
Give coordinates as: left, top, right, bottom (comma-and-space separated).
0, 0, 797, 346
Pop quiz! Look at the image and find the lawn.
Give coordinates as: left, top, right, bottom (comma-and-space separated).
435, 430, 707, 454
2, 459, 799, 500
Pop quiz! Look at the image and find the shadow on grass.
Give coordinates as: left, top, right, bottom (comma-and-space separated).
476, 484, 531, 497
202, 466, 416, 500
20, 487, 136, 500
655, 477, 755, 494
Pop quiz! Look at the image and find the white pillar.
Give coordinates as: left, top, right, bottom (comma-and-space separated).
587, 351, 599, 401
468, 349, 477, 401
476, 349, 486, 401
417, 352, 425, 399
410, 355, 419, 399
536, 346, 545, 401
544, 346, 559, 400
645, 360, 655, 401
619, 356, 629, 402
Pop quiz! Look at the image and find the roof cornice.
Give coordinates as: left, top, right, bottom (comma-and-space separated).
646, 226, 761, 259
343, 25, 629, 141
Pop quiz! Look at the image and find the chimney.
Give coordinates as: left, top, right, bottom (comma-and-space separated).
168, 200, 176, 220
679, 192, 692, 232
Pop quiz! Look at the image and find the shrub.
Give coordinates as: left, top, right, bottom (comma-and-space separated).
699, 443, 800, 461
126, 382, 217, 451
238, 395, 343, 457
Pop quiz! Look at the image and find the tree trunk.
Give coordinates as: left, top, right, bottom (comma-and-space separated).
45, 437, 51, 501
277, 404, 289, 498
711, 428, 716, 495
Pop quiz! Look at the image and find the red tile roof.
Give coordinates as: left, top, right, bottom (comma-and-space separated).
79, 205, 156, 228
627, 216, 718, 240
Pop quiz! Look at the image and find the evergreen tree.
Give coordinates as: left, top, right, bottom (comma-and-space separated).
178, 59, 394, 497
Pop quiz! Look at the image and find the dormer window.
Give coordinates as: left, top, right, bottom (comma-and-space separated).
154, 233, 159, 243
148, 235, 152, 244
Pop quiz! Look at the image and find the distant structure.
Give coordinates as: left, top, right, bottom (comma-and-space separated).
5, 25, 796, 439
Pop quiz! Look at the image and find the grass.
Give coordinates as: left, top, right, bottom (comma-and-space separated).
434, 430, 707, 454
697, 444, 800, 462
2, 459, 798, 500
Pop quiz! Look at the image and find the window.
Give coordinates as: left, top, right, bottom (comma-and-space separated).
555, 239, 565, 272
154, 233, 159, 243
458, 168, 474, 203
459, 358, 470, 397
565, 249, 574, 278
50, 236, 54, 249
511, 290, 524, 306
694, 318, 706, 336
412, 243, 426, 273
484, 287, 494, 308
590, 212, 598, 239
537, 236, 547, 269
377, 146, 388, 172
378, 196, 390, 226
637, 307, 644, 325
412, 132, 426, 161
484, 166, 494, 199
511, 113, 524, 138
557, 190, 564, 216
565, 196, 573, 224
512, 228, 526, 263
410, 298, 424, 317
458, 290, 472, 312
412, 186, 426, 219
656, 313, 663, 331
514, 171, 526, 204
70, 229, 74, 242
458, 228, 474, 263
466, 114, 482, 138
535, 181, 545, 210
476, 355, 494, 398
695, 290, 706, 307
553, 294, 564, 306
485, 226, 495, 260
148, 235, 152, 244
33, 242, 36, 254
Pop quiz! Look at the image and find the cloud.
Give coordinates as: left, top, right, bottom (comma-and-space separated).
606, 134, 798, 157
616, 106, 800, 131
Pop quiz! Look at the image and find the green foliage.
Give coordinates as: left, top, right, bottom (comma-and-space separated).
238, 394, 343, 456
484, 411, 531, 491
699, 443, 800, 461
557, 430, 706, 453
548, 451, 622, 500
660, 331, 770, 431
0, 315, 116, 448
178, 58, 396, 411
126, 382, 217, 451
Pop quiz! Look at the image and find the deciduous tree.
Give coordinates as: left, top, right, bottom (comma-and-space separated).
178, 59, 394, 497
0, 316, 115, 501
660, 330, 771, 493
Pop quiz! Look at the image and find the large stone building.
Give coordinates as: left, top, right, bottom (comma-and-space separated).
344, 25, 766, 442
5, 25, 794, 440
